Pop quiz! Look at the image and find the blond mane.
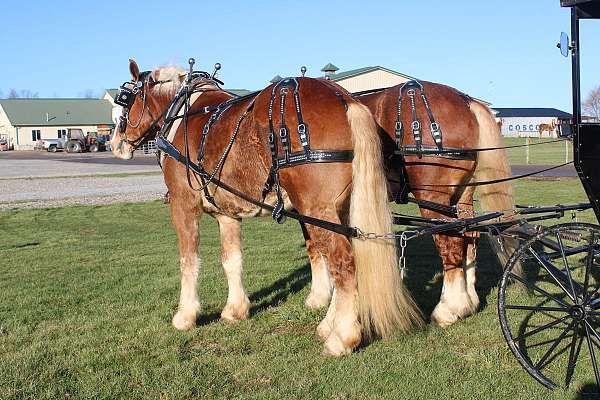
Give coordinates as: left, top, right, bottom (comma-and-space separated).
152, 66, 185, 98
151, 65, 221, 101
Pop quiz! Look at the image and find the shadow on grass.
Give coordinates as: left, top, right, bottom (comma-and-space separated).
574, 383, 600, 399
401, 235, 505, 319
194, 235, 504, 326
193, 263, 311, 326
248, 263, 311, 317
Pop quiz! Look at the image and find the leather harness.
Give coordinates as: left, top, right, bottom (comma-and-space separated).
264, 77, 353, 222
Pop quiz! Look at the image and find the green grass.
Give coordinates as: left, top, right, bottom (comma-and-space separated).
0, 178, 597, 399
503, 137, 573, 166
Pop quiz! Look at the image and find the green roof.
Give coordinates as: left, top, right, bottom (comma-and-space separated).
270, 75, 283, 83
226, 89, 253, 97
321, 63, 339, 72
326, 66, 416, 82
105, 89, 118, 100
0, 99, 114, 127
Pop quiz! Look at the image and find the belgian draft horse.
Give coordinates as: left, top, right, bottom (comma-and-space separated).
350, 82, 515, 326
111, 60, 423, 356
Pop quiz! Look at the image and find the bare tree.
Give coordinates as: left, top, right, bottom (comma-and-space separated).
583, 85, 600, 120
6, 89, 39, 99
80, 89, 96, 98
20, 90, 38, 98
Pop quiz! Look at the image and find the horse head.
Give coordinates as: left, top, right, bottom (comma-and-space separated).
110, 59, 186, 159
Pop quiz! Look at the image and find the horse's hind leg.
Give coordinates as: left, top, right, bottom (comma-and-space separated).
414, 190, 475, 327
300, 222, 333, 309
171, 198, 202, 331
216, 215, 250, 321
459, 190, 480, 310
429, 232, 474, 327
465, 236, 479, 310
307, 225, 360, 356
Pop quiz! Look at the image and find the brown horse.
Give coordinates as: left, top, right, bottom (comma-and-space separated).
111, 60, 422, 355
301, 80, 515, 327
351, 82, 515, 326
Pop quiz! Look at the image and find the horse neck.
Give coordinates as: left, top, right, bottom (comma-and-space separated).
194, 89, 233, 107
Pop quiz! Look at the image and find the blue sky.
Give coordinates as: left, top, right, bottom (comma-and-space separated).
1, 0, 598, 111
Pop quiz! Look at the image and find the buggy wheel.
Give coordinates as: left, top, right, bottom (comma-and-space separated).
499, 223, 600, 390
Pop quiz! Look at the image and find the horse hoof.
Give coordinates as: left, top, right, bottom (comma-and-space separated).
323, 334, 354, 357
172, 310, 197, 331
316, 320, 333, 342
220, 300, 250, 322
305, 292, 330, 310
431, 297, 475, 327
467, 289, 480, 311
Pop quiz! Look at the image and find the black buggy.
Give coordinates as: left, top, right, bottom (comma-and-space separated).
496, 0, 600, 390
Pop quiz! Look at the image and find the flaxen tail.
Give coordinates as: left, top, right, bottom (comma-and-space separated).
347, 102, 424, 339
470, 101, 519, 266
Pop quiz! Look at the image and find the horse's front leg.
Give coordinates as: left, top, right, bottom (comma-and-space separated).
171, 198, 202, 331
216, 215, 250, 321
300, 222, 333, 310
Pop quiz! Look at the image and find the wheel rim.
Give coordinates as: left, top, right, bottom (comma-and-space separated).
498, 223, 600, 390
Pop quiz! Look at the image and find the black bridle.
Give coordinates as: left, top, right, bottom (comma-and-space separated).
115, 72, 169, 150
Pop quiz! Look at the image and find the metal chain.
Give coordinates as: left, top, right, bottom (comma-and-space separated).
399, 232, 408, 279
355, 228, 417, 241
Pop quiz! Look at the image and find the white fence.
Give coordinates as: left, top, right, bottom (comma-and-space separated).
139, 140, 157, 154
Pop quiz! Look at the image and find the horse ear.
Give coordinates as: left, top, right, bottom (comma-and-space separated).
129, 59, 140, 81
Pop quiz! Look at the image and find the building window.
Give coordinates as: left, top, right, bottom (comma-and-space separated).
31, 130, 41, 141
57, 129, 67, 138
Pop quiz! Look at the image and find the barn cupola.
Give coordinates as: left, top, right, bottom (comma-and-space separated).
321, 63, 339, 77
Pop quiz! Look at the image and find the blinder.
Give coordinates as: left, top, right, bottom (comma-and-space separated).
115, 80, 142, 108
115, 71, 152, 109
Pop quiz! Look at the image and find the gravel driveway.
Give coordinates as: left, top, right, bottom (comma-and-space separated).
1, 151, 166, 210
0, 151, 579, 210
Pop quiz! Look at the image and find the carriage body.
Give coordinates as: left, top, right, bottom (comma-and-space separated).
492, 2, 600, 390
565, 0, 600, 222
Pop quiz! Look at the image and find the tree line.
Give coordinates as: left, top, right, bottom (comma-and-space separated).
0, 89, 99, 99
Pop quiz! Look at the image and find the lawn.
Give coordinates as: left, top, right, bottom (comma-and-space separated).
503, 137, 573, 166
0, 178, 598, 399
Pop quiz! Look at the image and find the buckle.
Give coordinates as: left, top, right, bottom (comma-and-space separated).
395, 121, 403, 132
279, 127, 288, 138
411, 121, 421, 131
430, 122, 440, 132
298, 123, 306, 134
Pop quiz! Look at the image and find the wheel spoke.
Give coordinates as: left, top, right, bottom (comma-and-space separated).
535, 320, 576, 370
528, 333, 575, 349
584, 232, 597, 302
529, 247, 576, 302
565, 321, 580, 387
504, 304, 568, 312
509, 272, 570, 308
513, 314, 572, 343
585, 320, 600, 344
556, 232, 578, 301
584, 322, 600, 389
